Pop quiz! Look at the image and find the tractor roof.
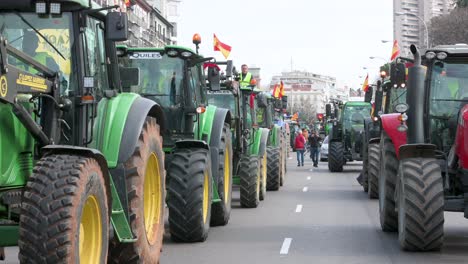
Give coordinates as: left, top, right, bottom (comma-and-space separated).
344, 101, 371, 107
427, 44, 468, 56
118, 45, 203, 60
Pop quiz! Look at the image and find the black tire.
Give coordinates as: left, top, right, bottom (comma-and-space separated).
167, 148, 212, 242
259, 153, 268, 201
266, 147, 281, 191
19, 155, 109, 264
398, 158, 444, 251
378, 132, 399, 232
109, 117, 165, 263
211, 124, 233, 226
368, 143, 380, 199
239, 156, 261, 208
328, 141, 344, 172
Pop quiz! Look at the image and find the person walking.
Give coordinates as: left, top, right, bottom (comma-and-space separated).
294, 130, 306, 166
309, 131, 321, 167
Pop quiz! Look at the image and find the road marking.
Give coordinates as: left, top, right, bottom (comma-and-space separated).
302, 186, 308, 192
280, 238, 292, 255
295, 204, 303, 213
307, 176, 311, 180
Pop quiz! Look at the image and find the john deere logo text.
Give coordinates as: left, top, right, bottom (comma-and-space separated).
16, 73, 47, 91
0, 76, 7, 97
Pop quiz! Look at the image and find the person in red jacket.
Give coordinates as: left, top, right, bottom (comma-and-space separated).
294, 130, 306, 166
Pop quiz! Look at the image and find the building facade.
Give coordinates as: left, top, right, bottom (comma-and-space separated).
394, 0, 453, 55
269, 71, 337, 117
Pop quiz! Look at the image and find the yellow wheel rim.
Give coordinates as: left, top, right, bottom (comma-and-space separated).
203, 170, 209, 223
79, 195, 102, 264
256, 165, 261, 199
224, 147, 230, 203
262, 155, 267, 188
144, 153, 162, 245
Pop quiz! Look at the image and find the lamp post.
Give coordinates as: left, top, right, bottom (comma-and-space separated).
395, 11, 429, 49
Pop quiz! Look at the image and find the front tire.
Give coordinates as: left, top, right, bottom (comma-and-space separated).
167, 148, 213, 242
266, 147, 281, 191
211, 124, 233, 226
328, 141, 344, 172
379, 132, 398, 232
368, 143, 380, 199
19, 155, 109, 264
109, 117, 165, 263
398, 158, 444, 251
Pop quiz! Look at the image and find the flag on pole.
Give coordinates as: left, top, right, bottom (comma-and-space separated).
272, 83, 279, 97
279, 81, 285, 97
362, 74, 369, 92
273, 81, 285, 98
213, 34, 232, 59
390, 40, 400, 61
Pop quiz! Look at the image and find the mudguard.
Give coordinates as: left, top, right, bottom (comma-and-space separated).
381, 113, 407, 159
208, 107, 232, 186
268, 125, 281, 147
258, 128, 270, 158
90, 94, 165, 168
456, 105, 468, 169
196, 105, 217, 143
399, 143, 436, 160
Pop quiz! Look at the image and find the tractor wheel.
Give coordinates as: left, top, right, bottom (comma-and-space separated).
367, 143, 380, 199
239, 156, 261, 208
361, 136, 369, 192
19, 155, 109, 264
167, 148, 212, 242
281, 150, 287, 186
398, 158, 444, 251
259, 153, 268, 201
109, 117, 165, 263
378, 132, 399, 232
211, 124, 233, 227
266, 147, 281, 191
328, 141, 344, 172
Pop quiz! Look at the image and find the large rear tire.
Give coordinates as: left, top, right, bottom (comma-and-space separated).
239, 156, 261, 208
211, 124, 233, 226
19, 155, 109, 264
328, 141, 344, 172
266, 147, 281, 191
368, 143, 380, 199
167, 148, 212, 242
398, 158, 444, 251
379, 132, 398, 232
109, 117, 165, 263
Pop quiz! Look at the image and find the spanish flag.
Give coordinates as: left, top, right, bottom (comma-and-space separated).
362, 74, 369, 92
213, 34, 232, 59
273, 81, 285, 98
390, 40, 400, 61
272, 83, 279, 97
279, 81, 285, 97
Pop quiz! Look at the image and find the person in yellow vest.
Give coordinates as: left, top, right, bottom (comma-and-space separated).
22, 31, 59, 74
239, 64, 253, 88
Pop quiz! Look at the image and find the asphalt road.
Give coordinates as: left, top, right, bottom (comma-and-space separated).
3, 155, 468, 263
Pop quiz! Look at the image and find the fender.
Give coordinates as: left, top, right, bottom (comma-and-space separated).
208, 107, 231, 185
195, 105, 217, 143
456, 105, 468, 169
41, 145, 112, 215
175, 139, 210, 150
258, 128, 270, 158
399, 143, 436, 160
268, 125, 281, 147
381, 113, 407, 159
91, 94, 165, 168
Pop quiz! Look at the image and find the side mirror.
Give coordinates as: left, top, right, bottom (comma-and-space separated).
391, 62, 406, 87
225, 60, 233, 78
207, 66, 221, 91
119, 67, 140, 91
325, 103, 332, 117
106, 12, 128, 41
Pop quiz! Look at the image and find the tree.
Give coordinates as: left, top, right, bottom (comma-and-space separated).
429, 7, 468, 46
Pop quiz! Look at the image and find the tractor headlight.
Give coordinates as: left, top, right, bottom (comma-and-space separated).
436, 52, 448, 60
425, 51, 436, 60
397, 125, 408, 132
395, 103, 409, 113
167, 50, 178, 57
50, 2, 61, 14
35, 1, 47, 14
181, 51, 192, 58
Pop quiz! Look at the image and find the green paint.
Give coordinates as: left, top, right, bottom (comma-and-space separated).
249, 128, 265, 156
195, 105, 216, 142
211, 178, 221, 203
0, 225, 19, 246
90, 93, 140, 168
109, 175, 137, 243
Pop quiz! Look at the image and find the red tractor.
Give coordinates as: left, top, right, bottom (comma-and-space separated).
379, 44, 468, 251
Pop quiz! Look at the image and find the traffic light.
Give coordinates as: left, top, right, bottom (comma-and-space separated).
317, 113, 324, 121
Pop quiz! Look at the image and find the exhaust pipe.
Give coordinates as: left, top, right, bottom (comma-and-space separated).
406, 45, 425, 144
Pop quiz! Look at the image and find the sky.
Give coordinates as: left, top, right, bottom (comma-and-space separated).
176, 0, 394, 90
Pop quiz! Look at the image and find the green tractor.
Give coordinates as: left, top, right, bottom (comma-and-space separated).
326, 100, 372, 172
0, 1, 166, 263
117, 43, 233, 242
205, 61, 269, 207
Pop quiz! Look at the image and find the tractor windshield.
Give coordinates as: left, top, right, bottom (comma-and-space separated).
207, 91, 236, 113
389, 88, 407, 111
342, 104, 372, 132
119, 52, 185, 107
0, 13, 73, 94
428, 60, 468, 151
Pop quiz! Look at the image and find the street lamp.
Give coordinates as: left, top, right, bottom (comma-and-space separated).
381, 40, 391, 43
395, 11, 429, 49
369, 56, 387, 62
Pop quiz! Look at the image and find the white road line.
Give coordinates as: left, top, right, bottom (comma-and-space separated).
302, 186, 308, 192
307, 176, 311, 180
295, 204, 303, 213
280, 238, 292, 255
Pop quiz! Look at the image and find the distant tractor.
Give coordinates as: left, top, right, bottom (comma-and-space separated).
381, 44, 468, 251
326, 101, 372, 172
